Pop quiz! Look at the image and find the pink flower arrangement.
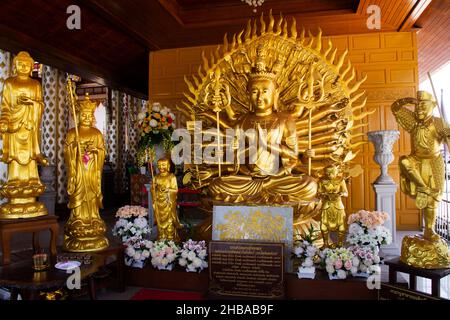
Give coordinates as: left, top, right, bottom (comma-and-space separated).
179, 239, 208, 273
150, 240, 180, 270
349, 245, 381, 275
347, 210, 389, 229
115, 205, 148, 219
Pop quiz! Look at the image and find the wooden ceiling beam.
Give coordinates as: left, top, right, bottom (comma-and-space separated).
399, 0, 432, 31
0, 24, 148, 99
79, 0, 161, 50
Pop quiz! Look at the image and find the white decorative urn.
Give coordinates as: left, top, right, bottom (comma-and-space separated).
367, 130, 400, 185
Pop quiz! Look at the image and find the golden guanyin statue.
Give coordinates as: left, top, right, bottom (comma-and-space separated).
63, 91, 108, 252
392, 91, 450, 268
178, 11, 371, 239
152, 158, 182, 242
0, 51, 48, 219
318, 165, 348, 248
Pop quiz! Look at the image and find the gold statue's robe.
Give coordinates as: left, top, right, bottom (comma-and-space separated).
63, 126, 108, 252
152, 173, 181, 242
0, 77, 44, 182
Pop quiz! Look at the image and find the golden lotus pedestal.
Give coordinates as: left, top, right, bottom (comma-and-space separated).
0, 181, 47, 219
63, 220, 109, 253
401, 235, 450, 269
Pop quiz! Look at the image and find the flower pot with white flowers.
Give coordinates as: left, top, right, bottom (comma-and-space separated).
293, 224, 321, 279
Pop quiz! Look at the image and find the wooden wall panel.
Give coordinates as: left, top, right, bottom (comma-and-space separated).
149, 31, 420, 230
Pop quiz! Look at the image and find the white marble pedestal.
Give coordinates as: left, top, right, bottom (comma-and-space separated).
374, 183, 399, 256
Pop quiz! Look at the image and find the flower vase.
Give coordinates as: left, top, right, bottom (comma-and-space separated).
297, 267, 316, 279
131, 260, 145, 269
140, 167, 146, 175
157, 263, 174, 271
354, 272, 370, 278
328, 273, 340, 280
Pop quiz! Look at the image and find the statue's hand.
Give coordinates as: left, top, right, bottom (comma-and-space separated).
305, 149, 315, 158
401, 97, 417, 105
0, 120, 8, 133
18, 95, 34, 105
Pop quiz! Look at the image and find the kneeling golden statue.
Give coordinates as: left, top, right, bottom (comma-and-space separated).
0, 51, 48, 219
63, 93, 108, 252
392, 91, 450, 269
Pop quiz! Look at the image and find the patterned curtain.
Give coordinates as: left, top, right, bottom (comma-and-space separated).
0, 50, 12, 203
107, 90, 145, 194
41, 66, 68, 203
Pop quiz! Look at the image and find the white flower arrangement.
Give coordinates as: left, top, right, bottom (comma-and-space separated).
320, 247, 355, 280
347, 210, 392, 251
112, 206, 150, 243
124, 236, 153, 268
178, 239, 208, 273
150, 240, 180, 270
293, 224, 320, 279
349, 245, 382, 276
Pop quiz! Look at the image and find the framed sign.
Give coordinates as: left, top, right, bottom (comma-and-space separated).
209, 241, 284, 299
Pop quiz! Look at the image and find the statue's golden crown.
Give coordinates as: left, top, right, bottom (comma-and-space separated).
248, 45, 279, 83
77, 93, 97, 113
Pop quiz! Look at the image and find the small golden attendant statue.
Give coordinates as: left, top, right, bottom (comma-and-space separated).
318, 165, 348, 248
392, 91, 450, 268
63, 94, 108, 252
0, 51, 48, 219
152, 158, 182, 242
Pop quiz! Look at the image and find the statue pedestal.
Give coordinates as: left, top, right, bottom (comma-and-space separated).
373, 183, 399, 256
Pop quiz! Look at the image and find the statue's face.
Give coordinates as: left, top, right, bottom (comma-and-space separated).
15, 59, 32, 76
249, 79, 276, 112
158, 161, 169, 173
80, 111, 94, 127
326, 167, 338, 179
415, 100, 434, 120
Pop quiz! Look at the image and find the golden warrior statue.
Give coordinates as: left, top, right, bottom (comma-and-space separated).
63, 93, 108, 252
152, 158, 182, 242
179, 11, 371, 239
392, 90, 450, 268
318, 165, 348, 248
0, 51, 48, 219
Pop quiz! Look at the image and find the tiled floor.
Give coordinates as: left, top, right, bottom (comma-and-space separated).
1, 212, 449, 300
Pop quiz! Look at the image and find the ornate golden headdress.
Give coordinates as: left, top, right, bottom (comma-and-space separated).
417, 91, 436, 104
249, 44, 278, 83
77, 93, 97, 113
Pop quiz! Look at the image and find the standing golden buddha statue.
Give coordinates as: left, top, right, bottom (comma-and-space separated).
152, 158, 182, 242
392, 91, 450, 268
63, 94, 108, 252
0, 51, 48, 219
318, 165, 348, 248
